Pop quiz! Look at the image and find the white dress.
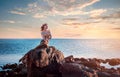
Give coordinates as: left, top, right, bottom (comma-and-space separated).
41, 30, 51, 41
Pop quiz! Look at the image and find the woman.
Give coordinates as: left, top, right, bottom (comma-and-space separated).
41, 23, 52, 42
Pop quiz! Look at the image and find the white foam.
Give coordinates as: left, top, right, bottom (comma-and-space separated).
100, 62, 120, 69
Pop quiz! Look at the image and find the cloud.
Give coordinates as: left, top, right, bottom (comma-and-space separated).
6, 20, 15, 23
22, 0, 100, 17
10, 11, 26, 15
62, 21, 99, 26
50, 8, 106, 17
0, 20, 15, 24
45, 0, 100, 16
63, 18, 79, 21
90, 11, 120, 19
87, 10, 120, 25
44, 0, 100, 11
53, 10, 84, 16
62, 16, 101, 27
89, 9, 107, 17
112, 28, 120, 30
61, 9, 107, 27
0, 20, 24, 24
27, 2, 42, 13
33, 13, 45, 18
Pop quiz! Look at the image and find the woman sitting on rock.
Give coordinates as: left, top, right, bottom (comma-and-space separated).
41, 23, 52, 42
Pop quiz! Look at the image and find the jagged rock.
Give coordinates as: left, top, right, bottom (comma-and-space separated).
79, 58, 88, 62
64, 55, 74, 63
97, 72, 111, 77
111, 73, 120, 77
107, 58, 120, 66
59, 62, 98, 77
81, 60, 100, 69
59, 63, 84, 77
1, 63, 18, 70
19, 40, 64, 77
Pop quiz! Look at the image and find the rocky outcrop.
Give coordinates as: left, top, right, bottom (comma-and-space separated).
1, 56, 120, 77
19, 40, 64, 77
106, 58, 120, 66
60, 56, 120, 77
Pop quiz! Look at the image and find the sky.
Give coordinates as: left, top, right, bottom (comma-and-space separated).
0, 0, 120, 39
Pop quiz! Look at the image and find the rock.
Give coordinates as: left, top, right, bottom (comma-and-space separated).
19, 40, 64, 77
74, 58, 82, 64
48, 46, 64, 64
108, 58, 120, 66
100, 66, 106, 71
59, 63, 84, 77
0, 71, 6, 77
1, 63, 18, 70
97, 72, 111, 77
83, 67, 98, 77
81, 60, 100, 69
111, 73, 120, 77
60, 62, 99, 77
74, 58, 80, 61
64, 55, 74, 63
100, 59, 107, 64
117, 68, 120, 73
79, 58, 88, 62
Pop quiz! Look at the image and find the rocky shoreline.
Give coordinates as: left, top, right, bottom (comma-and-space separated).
0, 57, 120, 77
0, 40, 120, 77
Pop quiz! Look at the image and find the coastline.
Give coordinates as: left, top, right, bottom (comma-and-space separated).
0, 39, 120, 77
0, 41, 120, 77
0, 56, 120, 77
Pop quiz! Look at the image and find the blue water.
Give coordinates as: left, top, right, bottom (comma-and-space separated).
0, 39, 120, 66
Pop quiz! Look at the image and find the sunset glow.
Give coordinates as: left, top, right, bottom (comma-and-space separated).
0, 0, 120, 39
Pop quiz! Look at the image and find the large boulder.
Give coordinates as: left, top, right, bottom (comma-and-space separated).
80, 60, 100, 69
97, 72, 111, 77
59, 63, 98, 77
19, 41, 64, 77
59, 63, 84, 77
107, 58, 120, 66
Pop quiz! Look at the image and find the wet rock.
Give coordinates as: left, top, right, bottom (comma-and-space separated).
97, 72, 111, 77
108, 58, 120, 66
100, 66, 106, 71
1, 63, 18, 70
81, 60, 100, 69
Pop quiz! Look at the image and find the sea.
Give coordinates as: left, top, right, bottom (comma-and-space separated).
0, 39, 120, 67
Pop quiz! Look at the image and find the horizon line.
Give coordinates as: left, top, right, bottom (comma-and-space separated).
0, 38, 120, 40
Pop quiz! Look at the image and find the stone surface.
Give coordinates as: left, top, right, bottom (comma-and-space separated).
107, 58, 120, 66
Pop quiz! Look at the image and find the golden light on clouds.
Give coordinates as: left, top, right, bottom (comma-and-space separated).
0, 0, 120, 39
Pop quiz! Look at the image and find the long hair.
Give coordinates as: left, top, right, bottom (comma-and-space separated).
41, 23, 47, 31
